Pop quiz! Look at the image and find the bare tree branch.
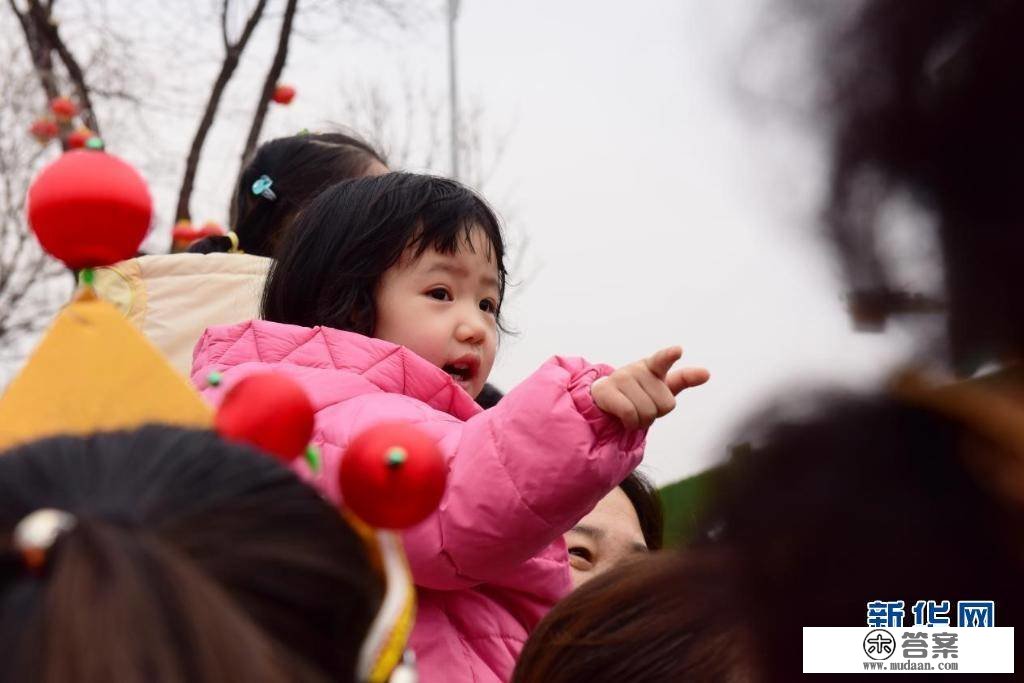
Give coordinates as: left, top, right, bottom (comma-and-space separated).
8, 0, 59, 102
219, 0, 230, 51
175, 0, 269, 222
25, 0, 101, 135
239, 0, 299, 164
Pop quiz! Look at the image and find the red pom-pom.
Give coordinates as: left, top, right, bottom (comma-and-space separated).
27, 149, 152, 269
29, 118, 59, 144
215, 373, 315, 464
271, 84, 296, 104
50, 97, 78, 122
339, 422, 447, 529
65, 128, 93, 150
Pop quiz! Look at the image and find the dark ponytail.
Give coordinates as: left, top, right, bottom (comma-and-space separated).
0, 426, 382, 682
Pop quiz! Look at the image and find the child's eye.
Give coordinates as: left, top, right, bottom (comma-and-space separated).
479, 298, 497, 315
427, 288, 451, 301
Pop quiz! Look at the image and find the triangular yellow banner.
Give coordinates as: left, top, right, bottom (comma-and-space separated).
0, 288, 211, 449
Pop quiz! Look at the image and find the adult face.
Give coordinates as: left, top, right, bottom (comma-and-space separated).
564, 487, 648, 588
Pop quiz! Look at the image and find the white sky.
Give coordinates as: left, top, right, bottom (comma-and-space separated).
7, 0, 923, 483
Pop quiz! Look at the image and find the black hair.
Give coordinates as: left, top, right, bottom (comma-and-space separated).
0, 425, 382, 682
699, 389, 1024, 680
618, 470, 664, 551
801, 0, 1024, 372
262, 172, 507, 336
513, 550, 753, 683
474, 383, 505, 409
189, 132, 386, 256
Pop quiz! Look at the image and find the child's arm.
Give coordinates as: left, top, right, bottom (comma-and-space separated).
398, 348, 707, 590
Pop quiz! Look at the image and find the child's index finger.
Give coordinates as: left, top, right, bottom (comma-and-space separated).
666, 366, 710, 395
643, 346, 683, 379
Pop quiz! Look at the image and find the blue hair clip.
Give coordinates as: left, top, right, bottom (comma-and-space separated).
252, 175, 277, 201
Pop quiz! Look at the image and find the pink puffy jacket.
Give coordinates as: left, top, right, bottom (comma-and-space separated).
191, 320, 646, 683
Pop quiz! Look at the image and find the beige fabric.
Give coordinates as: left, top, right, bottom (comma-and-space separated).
93, 253, 271, 377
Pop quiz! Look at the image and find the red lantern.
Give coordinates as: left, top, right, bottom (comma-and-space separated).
50, 97, 78, 122
271, 84, 296, 105
171, 219, 195, 239
339, 422, 447, 529
66, 128, 93, 150
215, 373, 315, 464
199, 220, 225, 237
28, 118, 59, 144
27, 149, 152, 269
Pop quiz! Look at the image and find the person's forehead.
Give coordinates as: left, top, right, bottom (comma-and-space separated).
408, 240, 498, 284
580, 488, 644, 543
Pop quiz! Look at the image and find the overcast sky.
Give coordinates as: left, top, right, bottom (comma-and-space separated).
9, 1, 925, 483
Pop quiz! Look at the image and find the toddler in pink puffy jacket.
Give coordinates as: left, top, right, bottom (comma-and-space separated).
191, 172, 708, 683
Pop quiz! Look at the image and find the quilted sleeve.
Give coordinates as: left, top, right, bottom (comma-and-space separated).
394, 356, 646, 590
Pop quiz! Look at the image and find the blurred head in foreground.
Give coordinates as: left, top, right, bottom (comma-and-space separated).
809, 0, 1024, 372
0, 425, 381, 683
512, 550, 755, 682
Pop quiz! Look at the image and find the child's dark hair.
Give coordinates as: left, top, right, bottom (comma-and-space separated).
189, 132, 386, 256
619, 471, 664, 551
262, 172, 507, 336
0, 425, 382, 683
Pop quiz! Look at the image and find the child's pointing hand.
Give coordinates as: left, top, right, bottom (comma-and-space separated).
591, 346, 709, 431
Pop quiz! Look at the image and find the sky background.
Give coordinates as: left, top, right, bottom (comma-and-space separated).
5, 1, 926, 483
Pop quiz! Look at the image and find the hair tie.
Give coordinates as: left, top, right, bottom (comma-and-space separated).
251, 175, 277, 201
13, 509, 76, 572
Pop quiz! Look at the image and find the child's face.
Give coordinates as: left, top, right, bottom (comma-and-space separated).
374, 227, 500, 398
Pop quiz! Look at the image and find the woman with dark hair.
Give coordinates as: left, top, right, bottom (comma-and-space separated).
563, 470, 663, 588
190, 131, 388, 256
0, 425, 382, 683
92, 131, 388, 376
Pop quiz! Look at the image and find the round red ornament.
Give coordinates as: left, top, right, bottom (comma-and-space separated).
199, 220, 225, 237
27, 149, 152, 269
271, 84, 296, 105
50, 97, 78, 122
215, 373, 315, 464
339, 422, 447, 529
28, 118, 59, 144
66, 128, 93, 150
171, 219, 195, 240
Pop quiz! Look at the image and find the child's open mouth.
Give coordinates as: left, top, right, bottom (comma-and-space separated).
441, 355, 479, 390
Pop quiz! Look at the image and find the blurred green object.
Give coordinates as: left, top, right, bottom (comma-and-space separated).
659, 468, 715, 547
659, 444, 751, 546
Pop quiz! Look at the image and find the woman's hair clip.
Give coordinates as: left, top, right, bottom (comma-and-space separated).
13, 508, 76, 572
251, 175, 277, 201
